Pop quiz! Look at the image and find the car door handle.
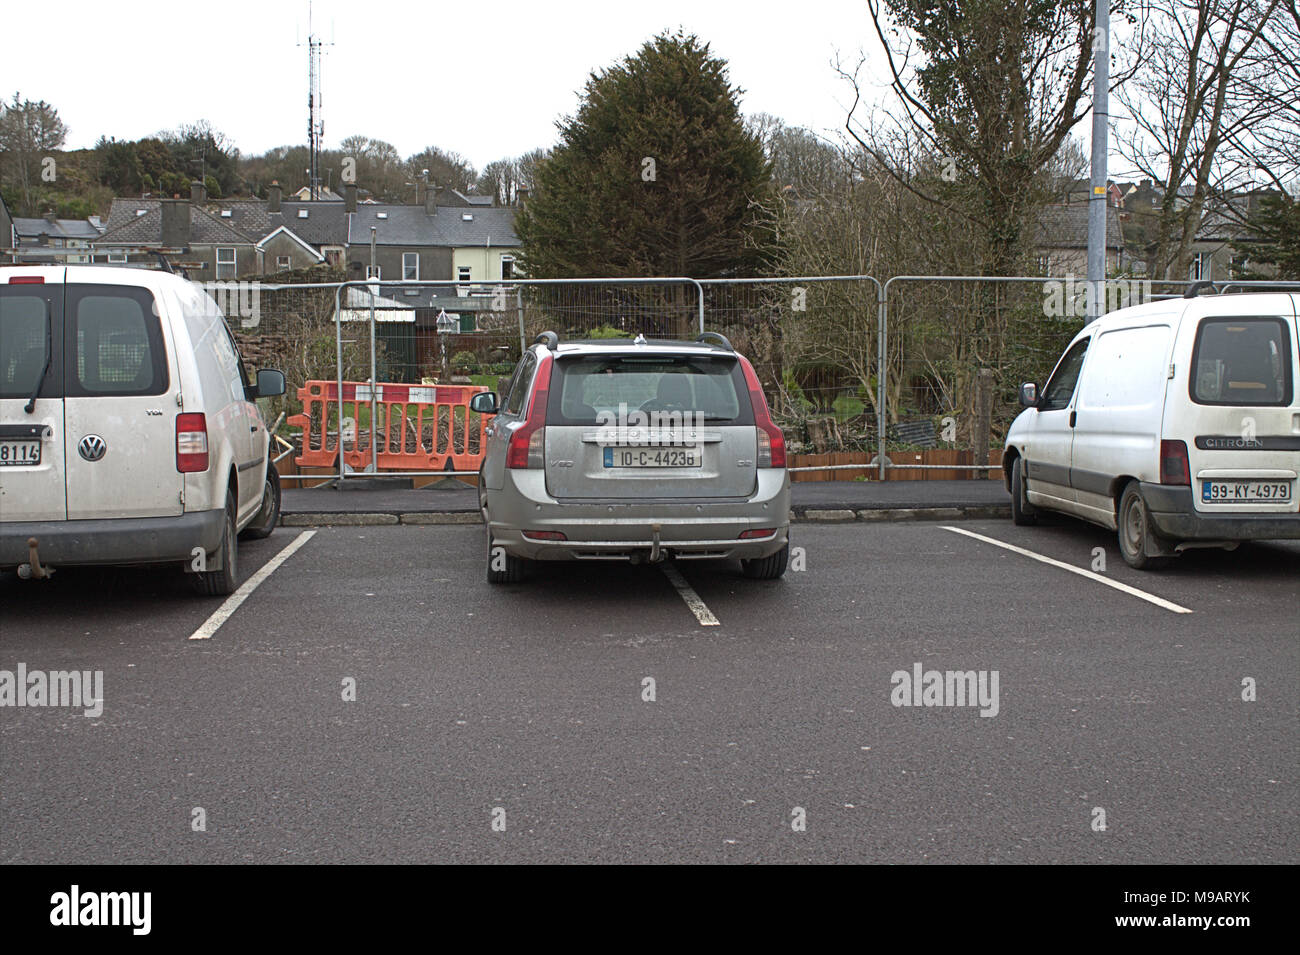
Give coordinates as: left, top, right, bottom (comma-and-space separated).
250, 426, 259, 432
1069, 411, 1076, 428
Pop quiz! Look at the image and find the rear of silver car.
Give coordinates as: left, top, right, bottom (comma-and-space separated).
477, 336, 790, 577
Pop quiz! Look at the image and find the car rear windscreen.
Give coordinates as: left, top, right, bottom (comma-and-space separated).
1191, 317, 1294, 406
549, 354, 753, 426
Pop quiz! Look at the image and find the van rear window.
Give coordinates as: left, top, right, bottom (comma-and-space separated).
1191, 317, 1293, 406
66, 286, 168, 397
0, 292, 50, 399
549, 354, 752, 426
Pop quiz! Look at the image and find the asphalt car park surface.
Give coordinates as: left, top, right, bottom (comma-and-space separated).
2, 518, 1296, 864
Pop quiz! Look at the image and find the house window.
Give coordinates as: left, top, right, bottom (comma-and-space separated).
1035, 255, 1051, 275
365, 265, 381, 280
458, 266, 471, 283
297, 209, 309, 219
107, 252, 128, 264
276, 255, 292, 271
1190, 252, 1211, 282
501, 256, 514, 280
216, 247, 236, 279
403, 252, 419, 281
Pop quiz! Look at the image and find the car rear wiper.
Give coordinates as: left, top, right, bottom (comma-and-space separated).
23, 307, 52, 415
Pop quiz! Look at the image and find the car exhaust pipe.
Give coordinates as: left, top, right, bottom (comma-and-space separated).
649, 524, 662, 563
17, 537, 55, 580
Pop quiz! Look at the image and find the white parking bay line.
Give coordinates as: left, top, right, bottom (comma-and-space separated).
942, 526, 1193, 615
188, 531, 318, 641
661, 563, 720, 627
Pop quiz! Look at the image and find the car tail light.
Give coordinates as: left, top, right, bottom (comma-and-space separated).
1160, 439, 1190, 485
8, 276, 44, 284
176, 413, 209, 472
739, 356, 786, 468
507, 354, 552, 469
739, 528, 775, 539
521, 530, 567, 541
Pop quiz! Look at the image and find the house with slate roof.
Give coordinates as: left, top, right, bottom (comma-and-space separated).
9, 211, 104, 263
1032, 202, 1126, 276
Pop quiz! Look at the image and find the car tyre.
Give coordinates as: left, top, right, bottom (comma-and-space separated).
239, 465, 281, 540
741, 540, 789, 580
193, 489, 238, 596
1117, 482, 1170, 570
486, 531, 527, 584
1011, 458, 1038, 526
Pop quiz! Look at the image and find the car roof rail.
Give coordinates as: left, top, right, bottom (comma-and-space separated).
534, 330, 559, 351
695, 331, 734, 351
1184, 280, 1217, 298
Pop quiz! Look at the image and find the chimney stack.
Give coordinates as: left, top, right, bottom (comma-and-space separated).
516, 187, 530, 207
345, 182, 357, 213
43, 210, 58, 224
425, 184, 441, 216
191, 180, 206, 204
268, 181, 282, 214
160, 199, 190, 249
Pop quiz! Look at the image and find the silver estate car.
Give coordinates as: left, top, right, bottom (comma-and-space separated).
470, 331, 791, 583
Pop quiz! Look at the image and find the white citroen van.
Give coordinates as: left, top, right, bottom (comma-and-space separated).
1004, 290, 1300, 568
0, 265, 285, 595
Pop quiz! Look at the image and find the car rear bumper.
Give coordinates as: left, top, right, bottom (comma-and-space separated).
1141, 483, 1300, 541
486, 469, 791, 561
0, 509, 226, 570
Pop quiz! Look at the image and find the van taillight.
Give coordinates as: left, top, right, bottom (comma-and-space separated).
739, 356, 786, 468
176, 413, 209, 472
1160, 439, 1190, 485
506, 354, 552, 469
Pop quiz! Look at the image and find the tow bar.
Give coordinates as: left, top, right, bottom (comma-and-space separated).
17, 537, 55, 580
649, 523, 663, 563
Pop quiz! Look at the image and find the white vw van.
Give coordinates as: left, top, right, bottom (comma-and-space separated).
0, 265, 285, 595
1004, 290, 1300, 568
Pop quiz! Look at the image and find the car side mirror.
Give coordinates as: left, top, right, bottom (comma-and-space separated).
469, 392, 497, 414
252, 369, 286, 399
1019, 382, 1038, 408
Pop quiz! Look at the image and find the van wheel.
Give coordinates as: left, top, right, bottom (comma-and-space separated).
193, 490, 238, 596
742, 541, 789, 580
1118, 483, 1170, 570
1011, 458, 1038, 526
486, 532, 527, 584
240, 466, 281, 540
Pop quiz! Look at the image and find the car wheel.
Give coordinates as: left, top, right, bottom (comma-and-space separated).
486, 530, 527, 584
193, 489, 238, 596
741, 540, 789, 580
1011, 458, 1038, 526
1117, 482, 1170, 570
239, 466, 281, 540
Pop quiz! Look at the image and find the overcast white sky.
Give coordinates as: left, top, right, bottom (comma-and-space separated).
5, 0, 885, 170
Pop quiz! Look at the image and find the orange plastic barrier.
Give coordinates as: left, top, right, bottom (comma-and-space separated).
288, 380, 493, 473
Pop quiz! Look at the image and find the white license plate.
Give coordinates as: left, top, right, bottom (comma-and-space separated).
1201, 480, 1292, 503
604, 447, 701, 468
0, 440, 40, 467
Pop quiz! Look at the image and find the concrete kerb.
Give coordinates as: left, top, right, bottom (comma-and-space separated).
277, 506, 1009, 528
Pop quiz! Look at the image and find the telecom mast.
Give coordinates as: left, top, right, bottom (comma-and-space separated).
299, 2, 332, 200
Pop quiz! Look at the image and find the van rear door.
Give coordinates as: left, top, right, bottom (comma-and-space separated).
1181, 295, 1300, 515
61, 283, 183, 519
0, 272, 66, 522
